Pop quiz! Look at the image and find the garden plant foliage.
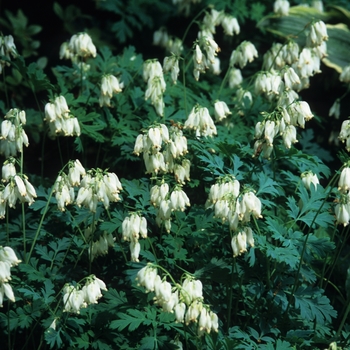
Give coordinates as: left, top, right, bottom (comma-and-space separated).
1, 0, 350, 349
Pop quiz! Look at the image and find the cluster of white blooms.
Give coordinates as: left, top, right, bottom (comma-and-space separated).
231, 227, 254, 258
153, 28, 183, 55
273, 0, 290, 16
60, 33, 96, 61
0, 158, 37, 216
76, 169, 122, 212
163, 55, 180, 84
228, 68, 243, 88
143, 60, 166, 116
99, 74, 124, 107
205, 176, 262, 257
193, 37, 220, 81
134, 124, 190, 182
214, 101, 232, 122
334, 166, 350, 226
136, 264, 219, 335
0, 108, 29, 158
44, 95, 80, 138
84, 227, 115, 261
184, 105, 217, 137
151, 183, 190, 232
201, 9, 240, 37
0, 246, 21, 306
230, 41, 258, 69
53, 160, 122, 212
301, 171, 320, 191
306, 21, 328, 48
253, 100, 313, 158
53, 159, 85, 211
63, 275, 107, 314
338, 118, 350, 151
0, 34, 17, 74
122, 213, 147, 262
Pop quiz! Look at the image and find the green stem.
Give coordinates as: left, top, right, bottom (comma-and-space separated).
226, 258, 235, 332
336, 297, 350, 337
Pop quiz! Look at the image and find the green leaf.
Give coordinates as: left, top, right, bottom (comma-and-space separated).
294, 286, 337, 324
45, 328, 63, 349
110, 308, 154, 331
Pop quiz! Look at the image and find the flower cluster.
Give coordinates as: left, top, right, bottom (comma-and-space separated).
184, 105, 217, 137
205, 176, 262, 257
253, 100, 313, 158
306, 21, 328, 48
143, 60, 166, 116
163, 55, 180, 84
53, 160, 85, 211
53, 160, 122, 212
134, 124, 190, 182
0, 108, 29, 158
214, 101, 232, 122
231, 227, 254, 258
0, 158, 37, 216
193, 36, 220, 80
339, 118, 350, 151
99, 74, 124, 107
76, 169, 122, 212
63, 275, 107, 314
60, 32, 97, 60
122, 213, 148, 262
273, 0, 290, 16
230, 41, 258, 69
136, 264, 219, 335
334, 166, 350, 226
0, 246, 21, 307
0, 34, 17, 74
84, 227, 115, 261
44, 95, 80, 138
301, 171, 319, 191
150, 182, 190, 232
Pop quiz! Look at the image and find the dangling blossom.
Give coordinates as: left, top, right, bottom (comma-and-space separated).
143, 59, 166, 116
301, 171, 319, 190
214, 101, 232, 122
67, 33, 97, 58
306, 21, 328, 48
329, 99, 341, 119
184, 105, 217, 137
312, 1, 324, 12
0, 34, 17, 74
137, 264, 219, 335
273, 0, 290, 16
76, 168, 122, 212
63, 275, 107, 314
99, 74, 124, 107
44, 96, 80, 138
163, 55, 180, 84
228, 68, 243, 88
122, 212, 148, 262
0, 245, 21, 306
230, 41, 258, 69
0, 109, 29, 158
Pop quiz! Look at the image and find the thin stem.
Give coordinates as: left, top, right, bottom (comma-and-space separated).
226, 258, 235, 332
336, 297, 350, 337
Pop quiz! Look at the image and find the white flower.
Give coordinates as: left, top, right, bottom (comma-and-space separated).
273, 0, 290, 16
301, 171, 319, 190
0, 246, 21, 266
221, 15, 240, 36
335, 203, 350, 227
228, 68, 242, 88
230, 41, 258, 69
338, 167, 350, 192
340, 65, 350, 83
68, 33, 96, 58
329, 100, 341, 119
214, 101, 231, 122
